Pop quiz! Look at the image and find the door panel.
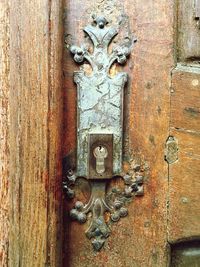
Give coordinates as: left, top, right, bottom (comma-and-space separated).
63, 1, 174, 266
171, 67, 200, 133
169, 68, 200, 242
1, 0, 200, 266
177, 0, 200, 62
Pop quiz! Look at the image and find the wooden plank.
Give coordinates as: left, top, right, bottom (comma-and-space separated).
63, 0, 174, 266
171, 66, 200, 132
195, 0, 200, 18
0, 1, 10, 266
46, 1, 63, 266
7, 1, 63, 266
168, 129, 200, 242
9, 2, 49, 265
169, 67, 200, 243
177, 0, 200, 61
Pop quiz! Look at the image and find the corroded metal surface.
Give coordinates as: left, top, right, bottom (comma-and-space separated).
69, 15, 136, 177
63, 0, 174, 264
64, 16, 141, 251
69, 174, 144, 251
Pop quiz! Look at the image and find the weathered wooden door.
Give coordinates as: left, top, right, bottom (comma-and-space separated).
1, 0, 200, 267
62, 1, 200, 267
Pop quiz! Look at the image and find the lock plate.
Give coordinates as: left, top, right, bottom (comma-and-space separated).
89, 134, 113, 179
64, 15, 142, 251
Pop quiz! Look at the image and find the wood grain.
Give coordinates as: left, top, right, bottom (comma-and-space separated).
0, 0, 63, 266
63, 0, 174, 266
177, 0, 200, 62
168, 129, 200, 242
0, 1, 10, 266
171, 66, 200, 132
47, 1, 63, 266
169, 67, 200, 243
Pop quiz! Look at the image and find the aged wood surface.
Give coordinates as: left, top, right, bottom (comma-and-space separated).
177, 0, 200, 62
63, 0, 174, 266
171, 66, 200, 132
0, 1, 10, 266
0, 0, 63, 266
46, 1, 63, 265
168, 67, 200, 242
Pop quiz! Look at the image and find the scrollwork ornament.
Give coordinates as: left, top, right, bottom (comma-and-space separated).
64, 15, 141, 251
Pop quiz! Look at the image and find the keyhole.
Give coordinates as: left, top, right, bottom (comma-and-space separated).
93, 145, 108, 174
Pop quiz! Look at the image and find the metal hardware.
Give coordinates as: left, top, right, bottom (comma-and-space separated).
89, 134, 113, 179
93, 146, 108, 174
165, 136, 178, 164
64, 15, 142, 251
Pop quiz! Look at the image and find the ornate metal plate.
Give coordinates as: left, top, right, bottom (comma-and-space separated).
63, 15, 143, 251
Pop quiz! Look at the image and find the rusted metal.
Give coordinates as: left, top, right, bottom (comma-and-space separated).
63, 15, 144, 251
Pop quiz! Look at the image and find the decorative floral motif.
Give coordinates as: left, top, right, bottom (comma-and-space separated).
70, 45, 87, 63
69, 15, 136, 75
64, 16, 142, 251
63, 170, 77, 199
67, 169, 144, 251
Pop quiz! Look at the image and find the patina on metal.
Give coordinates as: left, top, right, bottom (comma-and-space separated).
71, 15, 134, 177
64, 15, 142, 251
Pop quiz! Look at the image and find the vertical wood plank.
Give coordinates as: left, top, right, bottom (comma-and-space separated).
168, 68, 200, 242
120, 1, 174, 266
9, 2, 49, 265
177, 0, 200, 61
0, 1, 10, 266
47, 0, 63, 266
5, 1, 63, 266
